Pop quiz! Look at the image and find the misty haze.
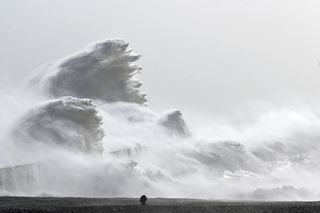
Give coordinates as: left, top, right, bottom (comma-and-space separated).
1, 1, 320, 212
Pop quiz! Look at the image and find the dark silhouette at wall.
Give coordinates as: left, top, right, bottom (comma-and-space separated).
140, 195, 147, 205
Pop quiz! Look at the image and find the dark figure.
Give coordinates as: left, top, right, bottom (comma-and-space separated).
140, 195, 147, 205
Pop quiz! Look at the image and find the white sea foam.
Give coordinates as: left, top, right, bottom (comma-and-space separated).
12, 96, 104, 154
1, 39, 320, 200
29, 39, 146, 104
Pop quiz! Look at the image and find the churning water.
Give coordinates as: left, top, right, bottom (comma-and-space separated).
1, 39, 320, 200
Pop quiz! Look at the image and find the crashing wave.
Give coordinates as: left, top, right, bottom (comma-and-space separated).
159, 110, 191, 136
2, 38, 320, 199
29, 39, 147, 104
12, 97, 104, 154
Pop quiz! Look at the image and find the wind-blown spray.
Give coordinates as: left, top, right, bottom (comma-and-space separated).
0, 39, 320, 200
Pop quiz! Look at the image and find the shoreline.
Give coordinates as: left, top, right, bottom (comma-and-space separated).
0, 196, 320, 213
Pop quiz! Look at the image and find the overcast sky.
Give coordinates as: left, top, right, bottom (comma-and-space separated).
1, 0, 320, 115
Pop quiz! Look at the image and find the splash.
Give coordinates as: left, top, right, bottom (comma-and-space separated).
1, 39, 320, 200
12, 97, 104, 154
29, 39, 147, 104
159, 110, 191, 136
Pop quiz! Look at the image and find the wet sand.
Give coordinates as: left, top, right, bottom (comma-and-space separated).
0, 196, 319, 213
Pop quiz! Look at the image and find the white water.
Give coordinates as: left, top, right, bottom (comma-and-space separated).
1, 39, 320, 200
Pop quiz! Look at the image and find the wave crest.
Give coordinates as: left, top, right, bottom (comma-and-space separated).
12, 96, 104, 154
30, 39, 147, 104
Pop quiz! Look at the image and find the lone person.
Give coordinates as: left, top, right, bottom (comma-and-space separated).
140, 195, 147, 205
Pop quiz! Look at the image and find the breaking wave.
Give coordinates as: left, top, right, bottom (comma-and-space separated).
1, 39, 320, 200
29, 39, 146, 104
12, 97, 104, 154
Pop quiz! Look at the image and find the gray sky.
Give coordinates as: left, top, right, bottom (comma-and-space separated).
1, 0, 320, 115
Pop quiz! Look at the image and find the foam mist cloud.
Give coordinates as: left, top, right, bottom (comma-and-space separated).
0, 39, 320, 200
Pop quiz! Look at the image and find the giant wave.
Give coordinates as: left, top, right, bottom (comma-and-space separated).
1, 39, 320, 200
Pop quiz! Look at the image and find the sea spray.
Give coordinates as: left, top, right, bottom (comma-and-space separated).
0, 39, 320, 200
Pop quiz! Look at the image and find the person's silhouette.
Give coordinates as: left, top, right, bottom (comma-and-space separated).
140, 195, 147, 205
